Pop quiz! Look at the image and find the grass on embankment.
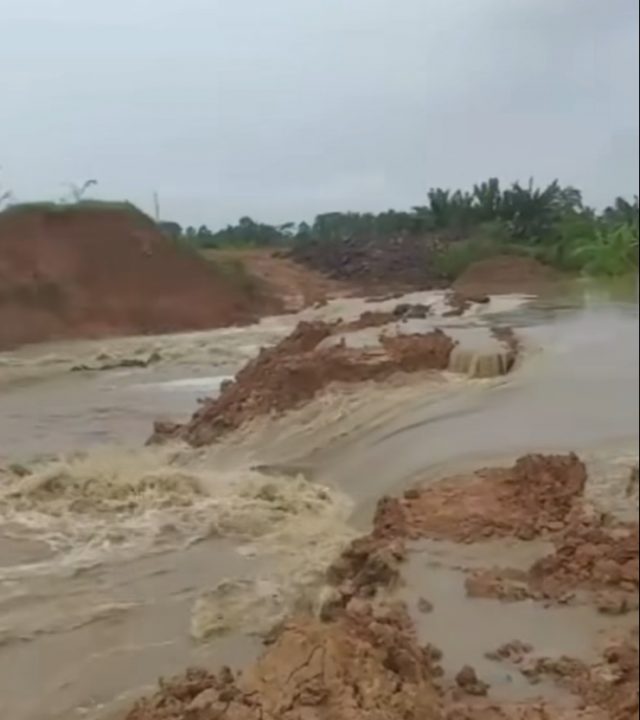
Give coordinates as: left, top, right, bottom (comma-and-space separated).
0, 199, 147, 218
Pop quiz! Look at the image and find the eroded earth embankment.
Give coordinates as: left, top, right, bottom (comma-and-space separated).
150, 293, 515, 446
0, 205, 272, 349
126, 453, 639, 720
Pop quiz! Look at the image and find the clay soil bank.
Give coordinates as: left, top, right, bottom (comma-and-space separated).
0, 205, 280, 350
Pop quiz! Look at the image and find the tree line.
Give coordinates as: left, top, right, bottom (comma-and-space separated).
162, 177, 637, 248
160, 178, 638, 276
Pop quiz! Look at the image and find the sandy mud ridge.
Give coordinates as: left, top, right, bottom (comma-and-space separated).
150, 295, 517, 447
150, 318, 455, 445
125, 451, 638, 720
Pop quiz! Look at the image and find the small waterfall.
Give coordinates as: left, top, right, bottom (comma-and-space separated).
448, 346, 515, 378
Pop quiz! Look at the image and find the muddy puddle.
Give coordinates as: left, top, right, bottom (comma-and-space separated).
0, 280, 637, 719
398, 538, 636, 705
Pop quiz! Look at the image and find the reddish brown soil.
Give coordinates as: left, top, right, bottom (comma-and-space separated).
203, 248, 351, 312
529, 522, 639, 600
452, 256, 560, 296
150, 320, 456, 446
125, 602, 442, 720
127, 618, 637, 719
0, 205, 264, 349
373, 453, 639, 607
125, 453, 638, 720
512, 640, 639, 720
373, 454, 587, 543
457, 516, 639, 607
326, 535, 407, 604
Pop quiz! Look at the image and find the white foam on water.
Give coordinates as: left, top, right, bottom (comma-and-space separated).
0, 445, 355, 578
131, 375, 232, 393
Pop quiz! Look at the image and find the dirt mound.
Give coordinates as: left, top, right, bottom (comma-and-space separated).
373, 453, 587, 543
453, 255, 559, 295
529, 522, 639, 600
125, 602, 442, 720
287, 234, 449, 289
511, 640, 639, 720
150, 320, 456, 446
0, 204, 263, 349
326, 535, 407, 605
464, 517, 640, 608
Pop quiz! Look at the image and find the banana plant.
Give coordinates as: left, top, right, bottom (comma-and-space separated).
571, 223, 639, 276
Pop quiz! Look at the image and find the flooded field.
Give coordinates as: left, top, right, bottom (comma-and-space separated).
0, 281, 637, 720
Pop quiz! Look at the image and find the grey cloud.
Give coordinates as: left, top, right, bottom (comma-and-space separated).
1, 0, 637, 226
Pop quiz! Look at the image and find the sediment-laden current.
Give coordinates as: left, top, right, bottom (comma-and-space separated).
0, 282, 637, 720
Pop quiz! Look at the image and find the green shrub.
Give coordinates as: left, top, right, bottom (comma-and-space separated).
570, 223, 638, 276
210, 257, 260, 297
431, 222, 523, 280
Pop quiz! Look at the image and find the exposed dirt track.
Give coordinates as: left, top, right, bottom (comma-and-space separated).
203, 248, 351, 312
0, 205, 263, 349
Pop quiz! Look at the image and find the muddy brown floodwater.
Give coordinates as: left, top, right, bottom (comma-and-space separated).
0, 280, 637, 720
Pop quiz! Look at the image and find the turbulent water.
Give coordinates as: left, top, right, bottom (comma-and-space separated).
0, 282, 637, 720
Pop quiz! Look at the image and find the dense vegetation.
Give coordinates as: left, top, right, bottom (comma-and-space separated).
163, 179, 638, 278
2, 178, 636, 278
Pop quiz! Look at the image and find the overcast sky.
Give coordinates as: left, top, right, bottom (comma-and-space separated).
1, 0, 638, 227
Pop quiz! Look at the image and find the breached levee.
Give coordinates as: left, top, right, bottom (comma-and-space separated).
150, 317, 521, 447
447, 325, 521, 378
0, 445, 361, 720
